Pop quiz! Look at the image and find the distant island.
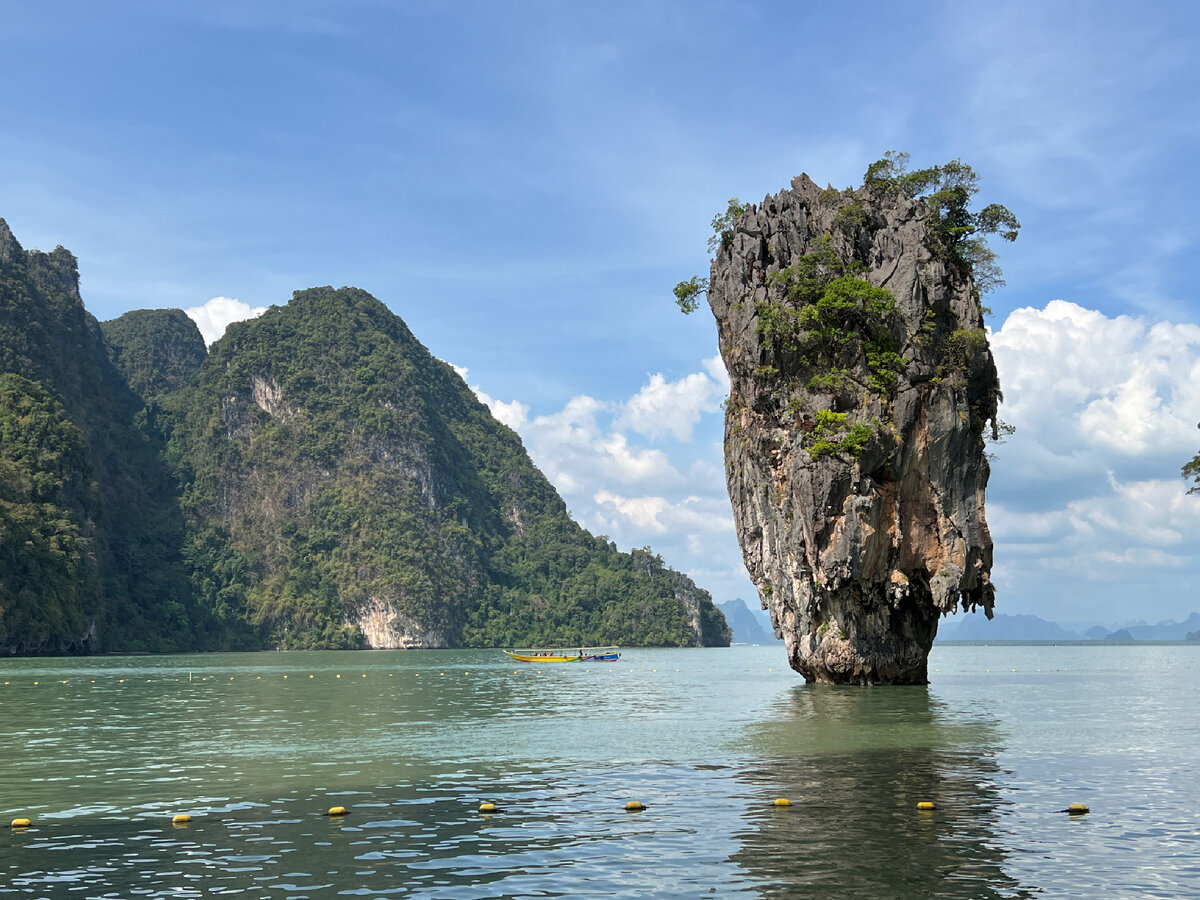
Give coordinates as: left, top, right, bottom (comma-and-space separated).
937, 611, 1200, 642
718, 599, 784, 645
0, 219, 730, 655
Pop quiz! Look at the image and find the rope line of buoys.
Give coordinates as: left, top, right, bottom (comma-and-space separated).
2, 795, 1097, 835
2, 667, 722, 687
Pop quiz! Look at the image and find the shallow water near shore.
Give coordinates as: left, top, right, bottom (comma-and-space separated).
1, 643, 1197, 897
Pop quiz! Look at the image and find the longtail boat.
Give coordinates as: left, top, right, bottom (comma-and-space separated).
503, 647, 621, 663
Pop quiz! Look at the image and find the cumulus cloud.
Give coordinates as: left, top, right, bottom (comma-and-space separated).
616, 357, 727, 441
456, 359, 751, 604
447, 363, 530, 430
464, 369, 732, 498
593, 490, 733, 535
989, 301, 1200, 620
992, 300, 1200, 463
448, 304, 1200, 623
185, 296, 268, 345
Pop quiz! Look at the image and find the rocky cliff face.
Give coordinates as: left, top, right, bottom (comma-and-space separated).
708, 175, 998, 684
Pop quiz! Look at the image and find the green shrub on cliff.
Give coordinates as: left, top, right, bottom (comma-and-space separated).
1185, 425, 1200, 494
756, 243, 903, 397
805, 409, 874, 459
864, 151, 1019, 295
674, 198, 747, 313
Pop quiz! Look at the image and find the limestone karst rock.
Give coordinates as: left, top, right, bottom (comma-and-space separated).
708, 175, 1000, 684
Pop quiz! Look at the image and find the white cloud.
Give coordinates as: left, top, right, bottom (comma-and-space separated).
452, 304, 1200, 625
185, 296, 267, 346
468, 379, 685, 495
447, 362, 532, 432
616, 360, 726, 441
992, 300, 1200, 463
459, 359, 753, 605
593, 490, 733, 535
989, 301, 1200, 620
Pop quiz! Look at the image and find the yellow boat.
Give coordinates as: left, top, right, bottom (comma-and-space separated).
503, 647, 621, 663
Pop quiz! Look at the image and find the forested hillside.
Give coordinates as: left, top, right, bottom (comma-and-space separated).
0, 220, 728, 653
0, 220, 206, 652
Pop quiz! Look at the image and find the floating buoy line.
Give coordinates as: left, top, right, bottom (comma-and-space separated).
0, 664, 758, 687
4, 796, 1098, 833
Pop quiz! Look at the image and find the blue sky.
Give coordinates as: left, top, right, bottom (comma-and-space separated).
3, 1, 1198, 627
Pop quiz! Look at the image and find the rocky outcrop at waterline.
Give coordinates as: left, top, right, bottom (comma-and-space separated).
707, 172, 1002, 684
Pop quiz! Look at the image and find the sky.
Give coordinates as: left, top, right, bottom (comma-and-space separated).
2, 0, 1198, 628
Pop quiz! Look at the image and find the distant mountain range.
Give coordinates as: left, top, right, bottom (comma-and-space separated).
718, 599, 784, 644
937, 611, 1200, 641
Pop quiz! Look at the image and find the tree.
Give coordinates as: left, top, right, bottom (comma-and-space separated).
674, 198, 745, 314
863, 152, 1020, 295
673, 275, 708, 314
1184, 423, 1200, 494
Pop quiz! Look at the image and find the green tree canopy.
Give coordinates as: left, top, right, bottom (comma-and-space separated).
1184, 424, 1200, 494
864, 151, 1020, 294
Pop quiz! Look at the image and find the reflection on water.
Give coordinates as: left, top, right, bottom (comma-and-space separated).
1, 645, 1199, 896
736, 686, 1028, 898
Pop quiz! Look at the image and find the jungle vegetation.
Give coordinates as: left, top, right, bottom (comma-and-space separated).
0, 228, 728, 653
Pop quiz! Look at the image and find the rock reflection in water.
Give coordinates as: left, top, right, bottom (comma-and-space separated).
734, 686, 1032, 899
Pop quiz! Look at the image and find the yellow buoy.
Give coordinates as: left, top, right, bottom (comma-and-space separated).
327, 806, 347, 816
478, 802, 497, 813
336, 674, 341, 678
1066, 803, 1089, 815
11, 818, 31, 828
172, 814, 191, 824
917, 801, 936, 811
773, 798, 792, 807
625, 801, 645, 812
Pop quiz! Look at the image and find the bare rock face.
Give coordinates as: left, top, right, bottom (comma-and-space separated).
708, 175, 999, 684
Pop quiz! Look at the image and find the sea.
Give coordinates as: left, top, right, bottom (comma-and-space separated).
0, 643, 1197, 898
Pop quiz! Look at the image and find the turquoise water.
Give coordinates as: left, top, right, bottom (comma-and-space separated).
0, 644, 1197, 897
